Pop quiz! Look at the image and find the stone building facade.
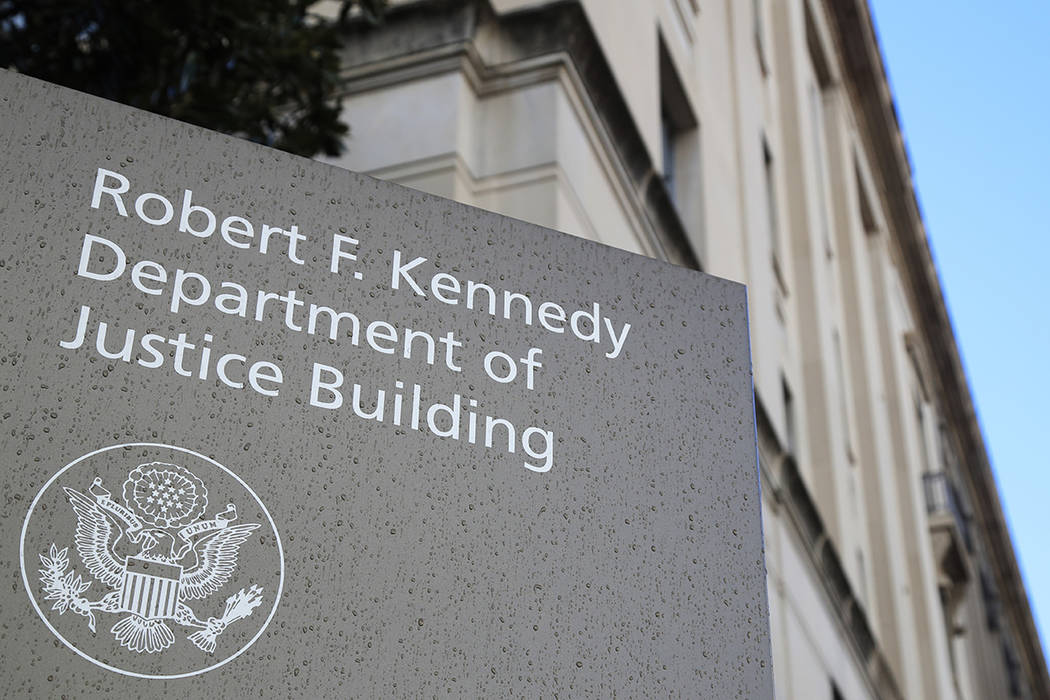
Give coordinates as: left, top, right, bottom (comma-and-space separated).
325, 0, 1049, 696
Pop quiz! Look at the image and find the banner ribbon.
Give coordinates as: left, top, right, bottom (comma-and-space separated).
177, 513, 233, 541
91, 485, 145, 536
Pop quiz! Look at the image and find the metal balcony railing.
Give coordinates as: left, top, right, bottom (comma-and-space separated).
925, 472, 974, 551
923, 471, 974, 582
923, 471, 972, 543
923, 471, 961, 519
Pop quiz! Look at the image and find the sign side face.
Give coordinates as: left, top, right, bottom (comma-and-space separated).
0, 71, 772, 697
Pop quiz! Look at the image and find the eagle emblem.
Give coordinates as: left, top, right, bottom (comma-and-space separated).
37, 461, 264, 655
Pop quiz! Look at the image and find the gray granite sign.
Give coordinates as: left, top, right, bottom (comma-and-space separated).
0, 71, 772, 696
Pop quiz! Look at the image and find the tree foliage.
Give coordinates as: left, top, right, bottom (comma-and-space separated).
0, 1, 384, 157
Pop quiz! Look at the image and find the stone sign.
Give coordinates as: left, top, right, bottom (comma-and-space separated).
0, 71, 772, 696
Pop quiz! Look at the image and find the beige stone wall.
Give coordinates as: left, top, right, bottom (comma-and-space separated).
327, 0, 1046, 697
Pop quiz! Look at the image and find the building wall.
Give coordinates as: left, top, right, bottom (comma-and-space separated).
326, 0, 1048, 697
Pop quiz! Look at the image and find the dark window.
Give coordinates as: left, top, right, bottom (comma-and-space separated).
1003, 641, 1022, 697
658, 35, 698, 211
854, 156, 878, 235
662, 109, 677, 200
782, 375, 796, 455
753, 0, 769, 76
981, 568, 1001, 632
763, 134, 780, 265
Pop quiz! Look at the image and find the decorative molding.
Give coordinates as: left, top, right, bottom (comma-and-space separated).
367, 152, 606, 248
338, 0, 701, 271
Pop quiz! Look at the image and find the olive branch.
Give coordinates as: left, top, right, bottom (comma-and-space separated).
38, 544, 96, 632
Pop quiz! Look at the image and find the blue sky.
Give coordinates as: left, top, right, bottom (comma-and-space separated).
868, 1, 1050, 656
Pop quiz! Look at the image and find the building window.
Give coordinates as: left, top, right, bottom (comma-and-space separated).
762, 134, 785, 291
981, 568, 1001, 632
753, 0, 769, 76
914, 391, 932, 475
662, 109, 678, 201
808, 81, 832, 259
854, 154, 878, 235
1003, 641, 1023, 697
658, 34, 703, 246
805, 6, 834, 259
782, 375, 796, 456
832, 329, 854, 461
855, 548, 867, 607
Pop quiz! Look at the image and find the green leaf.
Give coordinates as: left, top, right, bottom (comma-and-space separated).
0, 0, 387, 157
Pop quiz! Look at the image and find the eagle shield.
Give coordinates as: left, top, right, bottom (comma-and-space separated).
120, 557, 183, 620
